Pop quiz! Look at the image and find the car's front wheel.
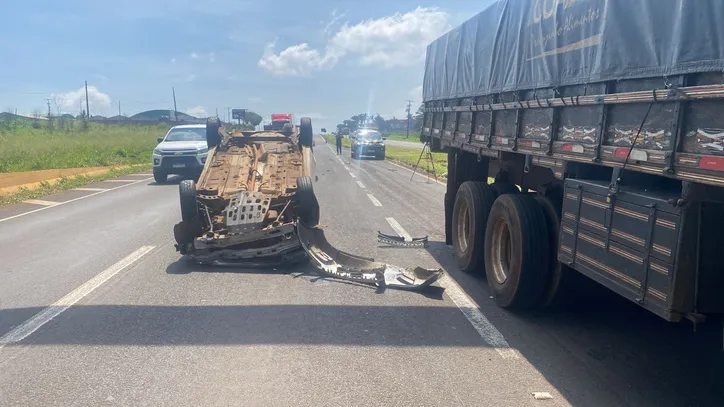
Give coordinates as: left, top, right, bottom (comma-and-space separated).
153, 169, 167, 184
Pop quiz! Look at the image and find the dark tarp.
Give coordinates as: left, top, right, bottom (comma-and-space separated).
423, 0, 724, 102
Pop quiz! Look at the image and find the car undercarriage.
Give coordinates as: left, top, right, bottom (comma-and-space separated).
172, 117, 441, 290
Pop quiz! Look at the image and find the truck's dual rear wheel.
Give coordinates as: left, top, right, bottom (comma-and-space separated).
484, 194, 550, 310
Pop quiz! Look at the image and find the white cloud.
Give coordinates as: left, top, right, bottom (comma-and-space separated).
184, 74, 196, 82
410, 85, 423, 101
94, 74, 108, 81
323, 8, 346, 35
248, 96, 263, 104
209, 52, 216, 63
258, 7, 449, 77
49, 86, 111, 114
170, 57, 177, 63
186, 106, 208, 117
190, 52, 199, 59
258, 42, 335, 77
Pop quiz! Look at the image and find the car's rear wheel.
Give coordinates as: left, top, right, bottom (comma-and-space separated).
179, 179, 199, 223
206, 117, 222, 149
153, 169, 167, 184
299, 117, 313, 148
295, 176, 320, 226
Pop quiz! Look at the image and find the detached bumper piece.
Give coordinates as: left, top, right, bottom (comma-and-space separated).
377, 232, 429, 248
298, 222, 442, 291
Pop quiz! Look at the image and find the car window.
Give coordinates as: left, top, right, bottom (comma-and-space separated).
359, 132, 382, 141
164, 128, 206, 141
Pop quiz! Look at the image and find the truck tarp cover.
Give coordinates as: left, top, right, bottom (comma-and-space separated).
423, 0, 724, 102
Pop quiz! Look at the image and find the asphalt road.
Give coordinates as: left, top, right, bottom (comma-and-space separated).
382, 138, 424, 149
1, 136, 722, 407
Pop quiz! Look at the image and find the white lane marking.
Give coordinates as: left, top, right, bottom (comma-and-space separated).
356, 181, 366, 189
385, 217, 412, 241
102, 179, 137, 183
349, 172, 356, 178
23, 199, 59, 206
0, 245, 155, 350
73, 187, 107, 192
438, 275, 520, 359
366, 193, 382, 207
0, 177, 152, 224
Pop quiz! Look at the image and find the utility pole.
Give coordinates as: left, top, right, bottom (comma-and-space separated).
215, 107, 218, 118
118, 101, 121, 117
405, 100, 413, 138
85, 81, 90, 119
46, 98, 52, 119
172, 87, 178, 122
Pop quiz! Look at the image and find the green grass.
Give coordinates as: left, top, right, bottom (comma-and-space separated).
0, 164, 151, 206
384, 131, 422, 142
0, 121, 170, 172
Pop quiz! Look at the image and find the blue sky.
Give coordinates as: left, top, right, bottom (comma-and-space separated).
1, 0, 486, 131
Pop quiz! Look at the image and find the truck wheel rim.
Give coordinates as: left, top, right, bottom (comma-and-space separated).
490, 218, 511, 284
457, 200, 470, 253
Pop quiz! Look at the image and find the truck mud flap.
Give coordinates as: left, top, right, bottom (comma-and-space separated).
297, 222, 443, 291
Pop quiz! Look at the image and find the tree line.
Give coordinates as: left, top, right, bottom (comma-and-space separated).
335, 105, 425, 134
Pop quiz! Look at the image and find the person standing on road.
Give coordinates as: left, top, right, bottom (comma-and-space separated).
335, 133, 343, 155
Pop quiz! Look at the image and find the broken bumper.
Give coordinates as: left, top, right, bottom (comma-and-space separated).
297, 222, 443, 291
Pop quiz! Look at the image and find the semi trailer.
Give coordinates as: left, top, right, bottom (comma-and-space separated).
421, 0, 724, 330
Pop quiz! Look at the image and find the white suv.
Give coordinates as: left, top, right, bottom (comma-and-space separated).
152, 124, 209, 183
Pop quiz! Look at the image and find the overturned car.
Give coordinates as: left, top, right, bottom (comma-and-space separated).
173, 117, 442, 290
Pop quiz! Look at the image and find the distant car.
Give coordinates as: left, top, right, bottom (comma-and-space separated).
351, 129, 385, 160
152, 124, 209, 183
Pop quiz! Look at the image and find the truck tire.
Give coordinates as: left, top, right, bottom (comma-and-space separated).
491, 182, 518, 196
484, 193, 550, 310
295, 176, 320, 226
153, 168, 167, 184
299, 117, 314, 148
206, 117, 221, 149
533, 195, 571, 307
179, 179, 199, 223
452, 181, 497, 274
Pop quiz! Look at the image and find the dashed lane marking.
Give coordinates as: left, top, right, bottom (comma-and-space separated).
366, 193, 382, 207
385, 217, 412, 241
0, 177, 153, 223
356, 181, 366, 189
0, 245, 156, 351
23, 199, 59, 206
73, 187, 107, 192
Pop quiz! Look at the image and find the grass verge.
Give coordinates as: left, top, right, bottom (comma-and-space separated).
0, 122, 168, 172
0, 164, 151, 206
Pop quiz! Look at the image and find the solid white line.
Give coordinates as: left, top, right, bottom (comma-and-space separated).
0, 177, 152, 223
349, 172, 356, 178
23, 199, 58, 206
438, 275, 519, 359
73, 187, 107, 192
385, 217, 412, 241
102, 179, 137, 183
0, 245, 155, 350
356, 180, 366, 189
366, 193, 382, 207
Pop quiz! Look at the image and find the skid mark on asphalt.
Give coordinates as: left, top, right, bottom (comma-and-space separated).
0, 245, 156, 351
